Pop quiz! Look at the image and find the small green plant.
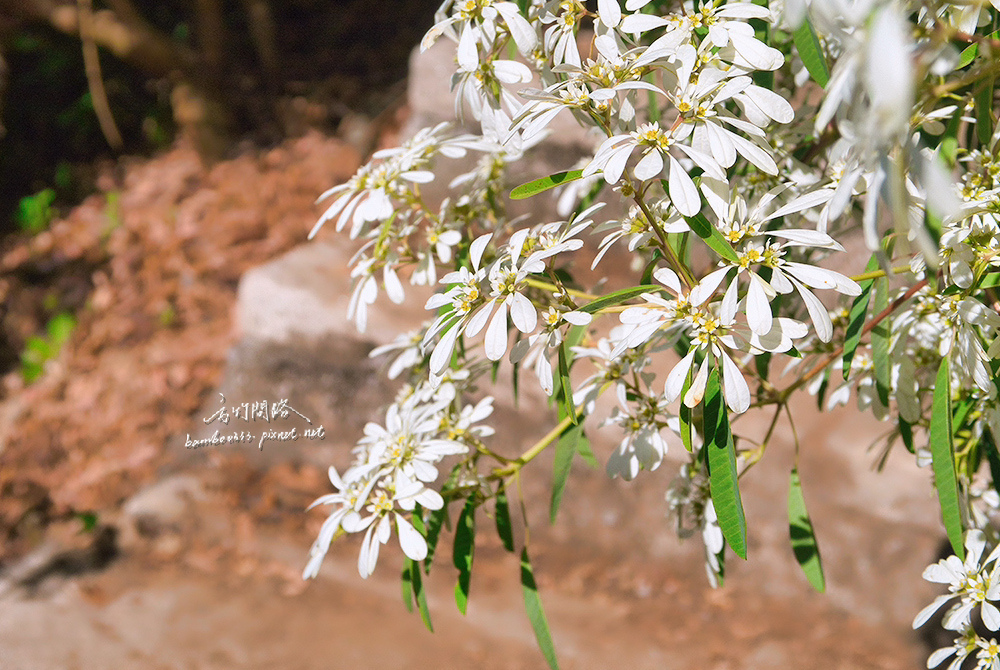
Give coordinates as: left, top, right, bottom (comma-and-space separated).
16, 188, 56, 234
21, 312, 76, 384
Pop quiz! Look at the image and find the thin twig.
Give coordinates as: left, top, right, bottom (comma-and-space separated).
77, 0, 123, 150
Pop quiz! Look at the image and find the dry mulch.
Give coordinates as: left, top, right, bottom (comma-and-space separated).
0, 130, 373, 562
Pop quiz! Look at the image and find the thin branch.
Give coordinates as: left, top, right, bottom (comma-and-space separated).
77, 0, 122, 149
0, 0, 199, 78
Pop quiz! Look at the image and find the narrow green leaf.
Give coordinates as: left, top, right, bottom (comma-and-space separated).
871, 275, 891, 407
843, 254, 878, 379
510, 170, 584, 200
899, 418, 915, 454
423, 503, 449, 573
930, 356, 964, 560
550, 420, 586, 523
557, 344, 577, 424
958, 43, 978, 70
815, 367, 830, 411
521, 547, 559, 670
411, 556, 434, 632
495, 482, 515, 552
704, 368, 747, 560
679, 365, 694, 452
401, 561, 414, 612
788, 469, 826, 592
575, 435, 599, 468
579, 284, 661, 314
686, 213, 740, 264
453, 498, 476, 615
984, 433, 1000, 499
792, 18, 830, 88
976, 77, 995, 148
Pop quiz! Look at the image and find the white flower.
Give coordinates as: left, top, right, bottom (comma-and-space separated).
914, 530, 1000, 633
604, 385, 673, 480
616, 267, 808, 414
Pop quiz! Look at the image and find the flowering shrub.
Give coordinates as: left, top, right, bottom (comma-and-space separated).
302, 1, 1000, 667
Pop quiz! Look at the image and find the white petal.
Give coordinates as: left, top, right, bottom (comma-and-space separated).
509, 293, 538, 333
720, 350, 751, 413
747, 273, 774, 335
912, 594, 954, 629
675, 143, 726, 181
485, 301, 510, 360
665, 349, 697, 402
704, 122, 737, 168
457, 24, 479, 72
620, 14, 669, 33
396, 514, 429, 561
598, 0, 622, 27
653, 267, 682, 294
471, 233, 493, 269
430, 322, 462, 373
563, 310, 592, 326
729, 133, 778, 175
668, 156, 701, 216
743, 86, 794, 123
765, 190, 836, 222
634, 149, 665, 181
795, 281, 833, 342
690, 267, 731, 305
684, 358, 710, 407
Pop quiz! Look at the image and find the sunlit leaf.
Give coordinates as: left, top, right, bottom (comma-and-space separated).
550, 420, 587, 523
686, 213, 740, 264
579, 285, 661, 314
792, 18, 829, 88
495, 482, 515, 553
521, 547, 559, 670
453, 498, 476, 615
843, 254, 878, 379
930, 356, 964, 560
511, 170, 584, 200
871, 274, 890, 407
705, 368, 747, 560
788, 469, 825, 592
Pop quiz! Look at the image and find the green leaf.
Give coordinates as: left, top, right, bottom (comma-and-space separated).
899, 418, 915, 454
423, 503, 449, 573
686, 213, 739, 264
679, 364, 694, 452
521, 547, 559, 670
930, 356, 965, 560
401, 561, 415, 612
510, 170, 584, 200
843, 254, 878, 379
792, 18, 829, 88
453, 498, 476, 615
936, 99, 965, 169
975, 77, 995, 148
411, 556, 434, 631
47, 313, 76, 346
579, 284, 661, 314
495, 482, 515, 552
788, 469, 825, 592
704, 368, 747, 560
958, 43, 978, 70
550, 420, 586, 523
557, 344, 576, 424
871, 274, 890, 407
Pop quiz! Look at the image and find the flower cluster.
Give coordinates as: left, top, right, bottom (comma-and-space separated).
915, 531, 1000, 670
300, 1, 1000, 666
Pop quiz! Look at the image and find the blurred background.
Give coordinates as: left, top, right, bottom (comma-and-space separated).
0, 2, 951, 668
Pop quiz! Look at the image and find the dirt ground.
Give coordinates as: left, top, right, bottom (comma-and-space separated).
0, 83, 945, 670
